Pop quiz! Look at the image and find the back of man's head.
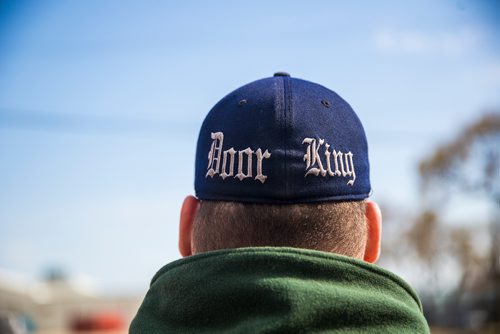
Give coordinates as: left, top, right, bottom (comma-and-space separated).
179, 73, 381, 263
193, 201, 367, 258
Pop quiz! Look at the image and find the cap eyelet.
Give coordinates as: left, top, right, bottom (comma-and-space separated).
321, 100, 331, 108
238, 99, 247, 107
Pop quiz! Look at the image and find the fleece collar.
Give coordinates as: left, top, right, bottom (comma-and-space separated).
131, 247, 429, 333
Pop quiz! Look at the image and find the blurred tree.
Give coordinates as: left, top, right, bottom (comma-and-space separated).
418, 112, 500, 326
419, 112, 499, 277
419, 113, 499, 199
407, 210, 440, 263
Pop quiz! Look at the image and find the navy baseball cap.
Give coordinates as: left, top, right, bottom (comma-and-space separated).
195, 72, 371, 204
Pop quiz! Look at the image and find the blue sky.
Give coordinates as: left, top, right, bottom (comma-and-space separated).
0, 0, 499, 293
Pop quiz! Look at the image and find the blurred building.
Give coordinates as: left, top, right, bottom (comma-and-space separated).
0, 268, 142, 333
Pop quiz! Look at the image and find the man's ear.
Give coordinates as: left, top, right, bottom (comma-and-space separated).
363, 201, 382, 263
179, 195, 200, 257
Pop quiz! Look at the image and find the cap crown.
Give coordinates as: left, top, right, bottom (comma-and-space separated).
195, 75, 370, 203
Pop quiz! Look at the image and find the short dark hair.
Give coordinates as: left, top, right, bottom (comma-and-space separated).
192, 200, 367, 258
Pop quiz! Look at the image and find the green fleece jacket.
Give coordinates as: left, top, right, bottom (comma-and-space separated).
130, 247, 429, 333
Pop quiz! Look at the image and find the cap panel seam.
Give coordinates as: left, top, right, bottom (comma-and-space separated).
283, 76, 291, 198
285, 77, 292, 197
277, 77, 287, 198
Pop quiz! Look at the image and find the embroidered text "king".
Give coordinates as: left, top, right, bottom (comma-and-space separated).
302, 137, 356, 185
206, 132, 271, 184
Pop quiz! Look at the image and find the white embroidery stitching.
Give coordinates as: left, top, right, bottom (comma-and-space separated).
206, 132, 224, 178
302, 137, 356, 185
236, 148, 254, 181
302, 138, 326, 176
255, 148, 271, 184
220, 148, 236, 180
205, 132, 271, 183
205, 133, 355, 185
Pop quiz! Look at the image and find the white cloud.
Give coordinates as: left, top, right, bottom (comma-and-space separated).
373, 28, 484, 56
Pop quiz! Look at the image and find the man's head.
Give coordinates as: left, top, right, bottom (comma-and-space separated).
179, 72, 382, 263
179, 197, 381, 262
